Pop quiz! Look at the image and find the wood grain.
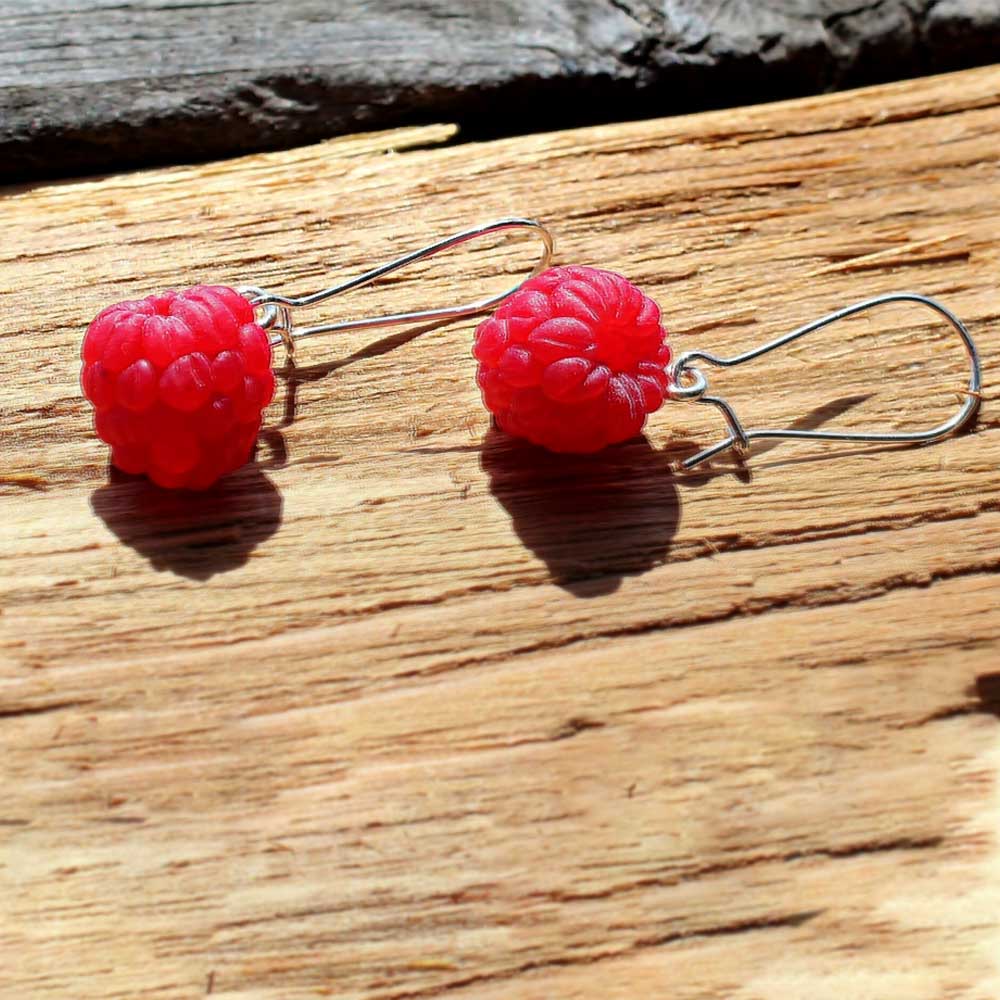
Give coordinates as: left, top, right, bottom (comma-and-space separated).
2, 68, 1000, 999
3, 0, 1000, 182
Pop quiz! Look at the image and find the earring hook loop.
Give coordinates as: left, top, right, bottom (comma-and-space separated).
241, 217, 554, 358
668, 292, 982, 470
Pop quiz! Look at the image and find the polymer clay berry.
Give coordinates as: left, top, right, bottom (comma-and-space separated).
78, 220, 553, 491
473, 265, 671, 452
81, 286, 275, 490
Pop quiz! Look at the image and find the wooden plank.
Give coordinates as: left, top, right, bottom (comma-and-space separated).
2, 0, 1000, 182
1, 67, 999, 998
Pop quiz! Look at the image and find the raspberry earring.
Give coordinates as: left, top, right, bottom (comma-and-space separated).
473, 265, 982, 467
81, 219, 553, 489
82, 287, 275, 490
82, 216, 981, 490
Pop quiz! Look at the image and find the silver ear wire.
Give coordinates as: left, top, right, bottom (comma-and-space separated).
668, 293, 982, 470
240, 218, 554, 359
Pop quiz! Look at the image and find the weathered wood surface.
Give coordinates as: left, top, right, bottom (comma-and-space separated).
2, 66, 1000, 998
3, 0, 1000, 182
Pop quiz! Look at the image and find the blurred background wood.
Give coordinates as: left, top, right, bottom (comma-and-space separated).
1, 66, 999, 999
2, 0, 1000, 182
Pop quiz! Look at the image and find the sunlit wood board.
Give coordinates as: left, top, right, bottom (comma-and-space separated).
1, 67, 999, 1000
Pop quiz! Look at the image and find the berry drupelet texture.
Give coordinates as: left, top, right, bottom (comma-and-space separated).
473, 265, 672, 452
81, 285, 274, 489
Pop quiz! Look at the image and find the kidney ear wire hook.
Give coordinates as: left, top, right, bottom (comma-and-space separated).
668, 292, 983, 470
240, 218, 554, 359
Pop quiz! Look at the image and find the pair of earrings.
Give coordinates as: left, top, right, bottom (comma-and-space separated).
80, 218, 982, 490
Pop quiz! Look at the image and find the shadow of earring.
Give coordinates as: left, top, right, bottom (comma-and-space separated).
479, 427, 682, 597
90, 458, 284, 581
271, 318, 454, 424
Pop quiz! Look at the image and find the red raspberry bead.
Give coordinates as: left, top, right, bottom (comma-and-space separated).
81, 285, 274, 489
473, 265, 671, 453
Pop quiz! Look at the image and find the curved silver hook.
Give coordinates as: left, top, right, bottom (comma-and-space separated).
668, 292, 982, 470
241, 217, 553, 358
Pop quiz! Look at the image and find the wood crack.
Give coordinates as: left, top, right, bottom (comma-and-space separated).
424, 548, 1000, 677
0, 699, 94, 720
381, 910, 821, 1000
537, 836, 944, 906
